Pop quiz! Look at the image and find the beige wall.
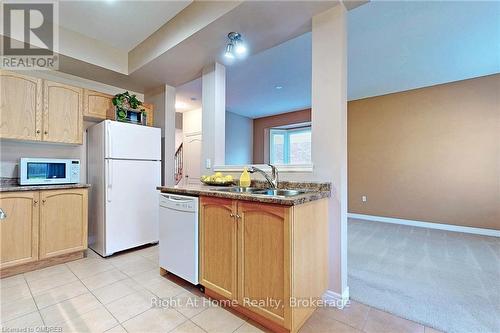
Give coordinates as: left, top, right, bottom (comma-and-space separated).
253, 108, 312, 163
348, 74, 500, 230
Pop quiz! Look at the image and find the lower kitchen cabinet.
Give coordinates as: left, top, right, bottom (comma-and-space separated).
199, 197, 238, 300
199, 196, 328, 333
0, 191, 39, 269
237, 201, 290, 326
0, 187, 88, 277
39, 189, 88, 259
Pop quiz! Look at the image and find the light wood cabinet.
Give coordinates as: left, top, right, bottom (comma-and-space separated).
83, 89, 113, 120
0, 192, 39, 269
141, 103, 154, 126
43, 80, 83, 144
199, 197, 238, 300
200, 196, 328, 333
237, 201, 290, 326
0, 70, 43, 141
39, 188, 88, 259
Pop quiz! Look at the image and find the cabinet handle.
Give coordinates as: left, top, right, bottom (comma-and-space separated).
236, 214, 241, 219
44, 131, 48, 135
229, 213, 235, 217
0, 208, 6, 220
34, 200, 38, 206
42, 199, 46, 204
36, 129, 40, 134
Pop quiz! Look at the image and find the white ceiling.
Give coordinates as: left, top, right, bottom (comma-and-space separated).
178, 0, 500, 119
175, 78, 202, 113
59, 1, 191, 51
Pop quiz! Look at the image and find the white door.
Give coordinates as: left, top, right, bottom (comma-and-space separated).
105, 120, 161, 160
105, 159, 160, 255
183, 134, 202, 185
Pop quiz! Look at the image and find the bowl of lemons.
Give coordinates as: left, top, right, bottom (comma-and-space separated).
200, 172, 234, 186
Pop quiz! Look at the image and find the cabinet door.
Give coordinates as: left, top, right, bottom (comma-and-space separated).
142, 103, 154, 126
0, 192, 39, 269
43, 81, 83, 144
237, 201, 290, 326
200, 196, 238, 299
83, 89, 113, 120
0, 70, 42, 141
39, 189, 88, 259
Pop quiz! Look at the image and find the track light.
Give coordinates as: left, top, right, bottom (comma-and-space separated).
224, 32, 247, 60
224, 43, 235, 59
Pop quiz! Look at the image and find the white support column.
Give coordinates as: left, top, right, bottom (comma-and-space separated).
311, 4, 349, 304
201, 62, 226, 174
145, 84, 176, 186
164, 85, 176, 186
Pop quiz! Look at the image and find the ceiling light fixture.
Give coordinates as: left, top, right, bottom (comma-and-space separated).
175, 101, 189, 110
275, 85, 283, 90
224, 32, 247, 59
224, 43, 235, 59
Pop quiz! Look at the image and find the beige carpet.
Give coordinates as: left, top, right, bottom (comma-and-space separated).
348, 218, 500, 333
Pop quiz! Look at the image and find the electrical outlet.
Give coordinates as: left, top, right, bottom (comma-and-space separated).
205, 158, 211, 169
362, 195, 367, 202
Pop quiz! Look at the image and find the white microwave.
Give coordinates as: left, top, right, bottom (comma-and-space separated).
19, 158, 80, 185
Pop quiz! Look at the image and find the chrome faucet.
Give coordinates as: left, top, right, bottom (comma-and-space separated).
248, 164, 279, 189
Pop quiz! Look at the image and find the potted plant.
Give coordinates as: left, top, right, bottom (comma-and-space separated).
112, 91, 147, 124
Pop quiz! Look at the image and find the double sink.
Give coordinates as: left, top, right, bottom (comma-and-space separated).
213, 187, 307, 197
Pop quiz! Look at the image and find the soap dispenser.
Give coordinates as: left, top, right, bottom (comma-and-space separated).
239, 167, 251, 188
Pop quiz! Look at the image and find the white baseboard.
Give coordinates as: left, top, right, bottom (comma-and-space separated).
348, 213, 500, 238
323, 287, 350, 309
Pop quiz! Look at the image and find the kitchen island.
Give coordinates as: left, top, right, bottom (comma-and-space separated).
158, 181, 330, 333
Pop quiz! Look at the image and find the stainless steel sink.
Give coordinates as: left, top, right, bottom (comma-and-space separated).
212, 187, 264, 193
255, 189, 308, 197
213, 187, 307, 197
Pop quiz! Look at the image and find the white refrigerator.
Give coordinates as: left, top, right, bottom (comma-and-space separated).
87, 120, 161, 257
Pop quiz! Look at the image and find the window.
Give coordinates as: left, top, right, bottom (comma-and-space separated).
270, 126, 311, 164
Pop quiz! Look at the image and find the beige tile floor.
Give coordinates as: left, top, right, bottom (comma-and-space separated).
1, 245, 443, 333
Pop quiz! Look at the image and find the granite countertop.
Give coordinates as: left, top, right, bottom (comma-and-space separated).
157, 180, 331, 206
0, 179, 91, 192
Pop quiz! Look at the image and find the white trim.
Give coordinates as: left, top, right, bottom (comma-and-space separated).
348, 213, 500, 238
213, 164, 313, 173
323, 287, 350, 309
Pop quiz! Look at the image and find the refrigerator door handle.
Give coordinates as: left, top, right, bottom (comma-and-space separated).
106, 124, 112, 158
107, 160, 112, 202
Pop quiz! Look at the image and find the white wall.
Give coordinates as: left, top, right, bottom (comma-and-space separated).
0, 124, 90, 181
225, 111, 253, 165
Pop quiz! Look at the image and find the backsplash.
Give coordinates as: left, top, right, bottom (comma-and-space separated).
0, 124, 91, 182
0, 177, 18, 186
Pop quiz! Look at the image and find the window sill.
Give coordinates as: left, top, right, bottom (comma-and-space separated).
213, 164, 314, 173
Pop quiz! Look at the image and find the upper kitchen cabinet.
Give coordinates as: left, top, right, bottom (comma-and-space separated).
142, 103, 154, 126
0, 70, 43, 141
43, 80, 83, 144
83, 89, 113, 121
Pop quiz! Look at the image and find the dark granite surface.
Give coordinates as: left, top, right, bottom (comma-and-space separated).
157, 181, 331, 206
0, 178, 90, 192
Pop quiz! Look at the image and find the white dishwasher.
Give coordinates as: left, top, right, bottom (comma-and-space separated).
159, 193, 199, 285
